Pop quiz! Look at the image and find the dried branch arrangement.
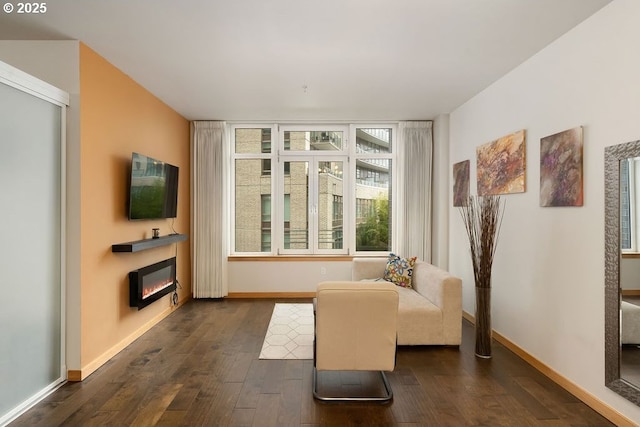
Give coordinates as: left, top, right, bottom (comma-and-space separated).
459, 195, 505, 357
459, 195, 505, 289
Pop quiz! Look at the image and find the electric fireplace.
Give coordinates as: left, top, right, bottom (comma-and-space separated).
129, 257, 176, 310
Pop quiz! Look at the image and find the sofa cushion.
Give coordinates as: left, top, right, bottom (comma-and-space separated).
395, 286, 443, 345
383, 253, 417, 288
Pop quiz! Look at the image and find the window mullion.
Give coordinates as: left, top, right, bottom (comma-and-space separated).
272, 128, 280, 255
273, 158, 282, 255
310, 159, 319, 253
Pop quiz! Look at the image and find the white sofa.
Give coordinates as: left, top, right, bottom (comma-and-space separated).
352, 257, 462, 346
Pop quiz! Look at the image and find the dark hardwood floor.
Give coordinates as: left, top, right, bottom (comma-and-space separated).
10, 298, 614, 427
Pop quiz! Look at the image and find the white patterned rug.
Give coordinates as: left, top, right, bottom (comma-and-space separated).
259, 303, 314, 360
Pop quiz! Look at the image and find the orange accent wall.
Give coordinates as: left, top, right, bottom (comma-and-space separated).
79, 43, 190, 375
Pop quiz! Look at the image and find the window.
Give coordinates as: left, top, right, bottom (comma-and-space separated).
261, 195, 271, 252
261, 129, 271, 176
621, 157, 638, 252
332, 195, 343, 249
355, 128, 392, 252
231, 124, 395, 255
234, 128, 272, 253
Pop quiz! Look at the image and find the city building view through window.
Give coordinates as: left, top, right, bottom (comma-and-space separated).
233, 126, 393, 255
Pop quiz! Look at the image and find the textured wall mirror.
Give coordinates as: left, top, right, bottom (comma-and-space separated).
605, 140, 640, 405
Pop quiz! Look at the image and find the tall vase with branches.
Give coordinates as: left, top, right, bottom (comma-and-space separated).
459, 195, 505, 358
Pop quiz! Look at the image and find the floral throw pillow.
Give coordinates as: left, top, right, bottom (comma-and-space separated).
383, 253, 417, 288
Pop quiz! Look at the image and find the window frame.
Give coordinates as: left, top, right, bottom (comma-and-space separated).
277, 124, 350, 255
349, 124, 397, 256
230, 123, 397, 256
230, 124, 278, 256
622, 157, 640, 253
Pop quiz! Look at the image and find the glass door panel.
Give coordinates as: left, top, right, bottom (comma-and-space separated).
283, 161, 309, 251
317, 161, 344, 250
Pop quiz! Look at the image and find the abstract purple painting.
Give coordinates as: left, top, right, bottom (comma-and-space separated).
453, 160, 470, 206
540, 126, 583, 207
477, 129, 526, 196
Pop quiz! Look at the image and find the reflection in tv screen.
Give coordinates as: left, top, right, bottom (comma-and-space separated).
129, 152, 178, 220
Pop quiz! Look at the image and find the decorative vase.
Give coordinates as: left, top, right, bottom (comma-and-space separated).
459, 195, 504, 360
474, 285, 492, 358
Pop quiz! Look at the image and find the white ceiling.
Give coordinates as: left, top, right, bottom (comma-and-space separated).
0, 0, 611, 121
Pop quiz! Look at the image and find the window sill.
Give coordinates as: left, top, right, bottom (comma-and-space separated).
228, 255, 354, 262
622, 252, 640, 259
228, 254, 391, 262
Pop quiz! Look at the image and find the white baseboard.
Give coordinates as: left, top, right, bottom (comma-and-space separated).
227, 292, 316, 299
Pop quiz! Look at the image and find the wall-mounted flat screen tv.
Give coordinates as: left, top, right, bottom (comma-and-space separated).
128, 152, 179, 220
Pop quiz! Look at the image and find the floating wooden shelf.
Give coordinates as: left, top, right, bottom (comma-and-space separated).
112, 234, 188, 253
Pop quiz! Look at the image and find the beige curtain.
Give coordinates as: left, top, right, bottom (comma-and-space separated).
191, 121, 228, 298
397, 121, 433, 262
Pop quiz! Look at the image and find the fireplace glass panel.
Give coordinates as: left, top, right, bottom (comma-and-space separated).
129, 257, 177, 310
142, 266, 175, 300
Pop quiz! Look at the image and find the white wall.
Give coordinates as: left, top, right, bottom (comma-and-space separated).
448, 0, 640, 421
228, 260, 352, 293
0, 41, 82, 372
0, 41, 79, 93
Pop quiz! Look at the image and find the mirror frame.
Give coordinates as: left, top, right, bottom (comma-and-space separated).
605, 140, 640, 405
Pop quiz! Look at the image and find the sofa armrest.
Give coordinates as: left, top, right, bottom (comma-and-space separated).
352, 258, 387, 281
412, 261, 462, 345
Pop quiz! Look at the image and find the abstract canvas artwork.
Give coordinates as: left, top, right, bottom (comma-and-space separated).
540, 126, 583, 207
453, 160, 470, 206
477, 129, 526, 195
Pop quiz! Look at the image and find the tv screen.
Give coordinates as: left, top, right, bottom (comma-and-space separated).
128, 152, 179, 220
